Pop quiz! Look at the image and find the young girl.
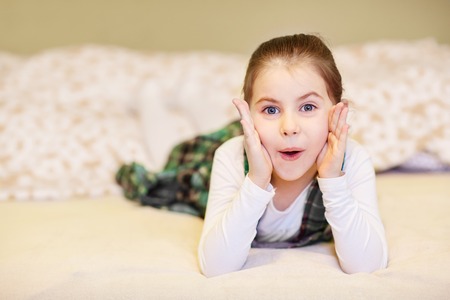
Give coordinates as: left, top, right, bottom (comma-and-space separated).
198, 34, 388, 277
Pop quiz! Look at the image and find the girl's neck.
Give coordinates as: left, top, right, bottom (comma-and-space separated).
271, 165, 317, 211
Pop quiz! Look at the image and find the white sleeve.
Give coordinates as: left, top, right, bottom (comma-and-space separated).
318, 140, 388, 274
198, 137, 275, 277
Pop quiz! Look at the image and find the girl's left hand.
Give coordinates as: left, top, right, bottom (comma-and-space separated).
316, 101, 349, 178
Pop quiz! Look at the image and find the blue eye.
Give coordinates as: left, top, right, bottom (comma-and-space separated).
264, 106, 279, 114
301, 104, 316, 112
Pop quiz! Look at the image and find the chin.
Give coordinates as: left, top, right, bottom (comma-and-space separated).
273, 161, 317, 182
273, 168, 311, 182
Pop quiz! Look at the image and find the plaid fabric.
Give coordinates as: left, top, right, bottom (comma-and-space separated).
116, 120, 243, 217
116, 120, 332, 246
252, 180, 332, 248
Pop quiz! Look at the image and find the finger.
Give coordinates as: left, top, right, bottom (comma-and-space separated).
332, 102, 348, 134
233, 99, 255, 138
233, 98, 253, 127
328, 105, 335, 131
232, 98, 244, 118
339, 123, 350, 144
329, 103, 343, 133
335, 104, 349, 139
260, 143, 273, 164
240, 118, 254, 140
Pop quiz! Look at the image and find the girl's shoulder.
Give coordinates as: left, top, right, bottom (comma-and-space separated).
212, 135, 246, 177
343, 138, 374, 173
346, 138, 371, 159
214, 135, 245, 164
216, 135, 245, 155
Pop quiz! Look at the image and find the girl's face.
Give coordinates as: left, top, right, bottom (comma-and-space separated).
249, 63, 333, 184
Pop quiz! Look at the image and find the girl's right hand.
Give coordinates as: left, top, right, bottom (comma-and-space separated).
232, 98, 273, 189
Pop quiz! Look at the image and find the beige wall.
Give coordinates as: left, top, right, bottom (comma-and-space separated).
1, 0, 449, 55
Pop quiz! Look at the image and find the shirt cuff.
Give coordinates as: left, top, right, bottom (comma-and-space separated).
317, 173, 351, 208
243, 175, 275, 204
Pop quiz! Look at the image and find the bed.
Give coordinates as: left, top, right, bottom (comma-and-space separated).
1, 39, 449, 299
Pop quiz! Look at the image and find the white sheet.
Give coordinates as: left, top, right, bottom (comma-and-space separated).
1, 173, 449, 299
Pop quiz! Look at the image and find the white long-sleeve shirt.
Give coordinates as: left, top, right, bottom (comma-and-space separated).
198, 136, 388, 277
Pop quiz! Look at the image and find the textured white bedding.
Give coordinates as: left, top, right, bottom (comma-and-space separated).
1, 40, 449, 299
1, 173, 449, 299
1, 40, 450, 203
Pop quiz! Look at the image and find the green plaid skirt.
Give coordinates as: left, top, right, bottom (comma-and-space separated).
116, 120, 332, 248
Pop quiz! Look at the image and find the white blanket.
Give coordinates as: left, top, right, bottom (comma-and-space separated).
1, 173, 449, 299
1, 40, 450, 299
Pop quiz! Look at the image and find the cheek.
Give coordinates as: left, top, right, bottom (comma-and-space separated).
253, 118, 271, 144
252, 114, 278, 150
310, 115, 330, 146
319, 115, 330, 134
318, 127, 329, 146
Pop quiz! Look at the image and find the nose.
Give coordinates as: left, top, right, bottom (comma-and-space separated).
280, 113, 300, 136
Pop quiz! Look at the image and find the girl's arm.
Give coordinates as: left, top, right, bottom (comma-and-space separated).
317, 102, 387, 273
319, 141, 388, 273
198, 137, 274, 277
199, 99, 276, 277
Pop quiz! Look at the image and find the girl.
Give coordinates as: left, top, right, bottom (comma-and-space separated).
198, 34, 388, 277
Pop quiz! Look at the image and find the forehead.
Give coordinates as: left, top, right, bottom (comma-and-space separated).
252, 63, 328, 98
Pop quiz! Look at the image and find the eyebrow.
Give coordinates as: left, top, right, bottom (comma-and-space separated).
255, 92, 322, 105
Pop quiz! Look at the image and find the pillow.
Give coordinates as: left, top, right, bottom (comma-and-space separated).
334, 39, 450, 171
3, 40, 449, 202
137, 52, 247, 171
424, 111, 450, 165
0, 46, 154, 201
395, 152, 450, 172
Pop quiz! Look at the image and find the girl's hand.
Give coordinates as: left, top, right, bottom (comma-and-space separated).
232, 98, 273, 189
317, 101, 350, 178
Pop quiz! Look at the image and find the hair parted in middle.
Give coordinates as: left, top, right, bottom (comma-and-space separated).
242, 33, 343, 104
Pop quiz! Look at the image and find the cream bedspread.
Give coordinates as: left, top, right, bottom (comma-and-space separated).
1, 40, 449, 299
1, 173, 449, 299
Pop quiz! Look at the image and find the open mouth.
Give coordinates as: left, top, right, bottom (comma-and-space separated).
279, 149, 303, 161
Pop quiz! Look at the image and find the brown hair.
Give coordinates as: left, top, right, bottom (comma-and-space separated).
243, 34, 342, 104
